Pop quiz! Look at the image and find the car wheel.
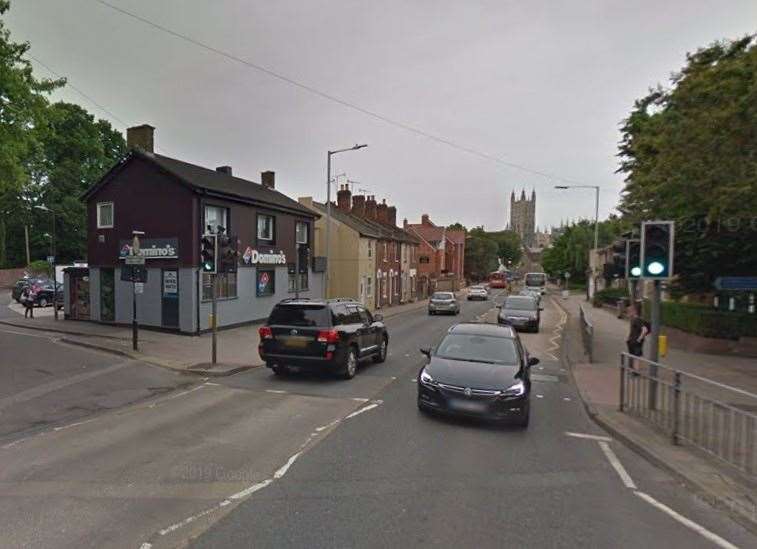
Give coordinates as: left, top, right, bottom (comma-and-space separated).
373, 337, 388, 364
271, 364, 289, 376
342, 347, 358, 379
38, 298, 48, 308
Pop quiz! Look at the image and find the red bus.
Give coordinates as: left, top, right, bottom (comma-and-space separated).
488, 271, 509, 289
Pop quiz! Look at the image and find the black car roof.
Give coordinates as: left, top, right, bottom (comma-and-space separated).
275, 298, 361, 307
447, 322, 517, 338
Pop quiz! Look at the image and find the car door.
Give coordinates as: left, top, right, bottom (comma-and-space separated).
357, 305, 379, 353
345, 305, 371, 357
516, 338, 532, 390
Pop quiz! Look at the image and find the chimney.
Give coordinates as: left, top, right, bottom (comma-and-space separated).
377, 199, 389, 224
387, 205, 397, 227
351, 194, 366, 217
337, 184, 352, 212
365, 195, 378, 220
261, 171, 275, 190
126, 124, 155, 153
421, 214, 432, 226
403, 218, 409, 230
216, 166, 232, 175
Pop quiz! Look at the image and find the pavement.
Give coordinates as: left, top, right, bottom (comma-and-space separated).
556, 291, 757, 533
1, 288, 755, 548
0, 290, 439, 376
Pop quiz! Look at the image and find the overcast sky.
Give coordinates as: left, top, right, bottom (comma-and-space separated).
7, 0, 757, 230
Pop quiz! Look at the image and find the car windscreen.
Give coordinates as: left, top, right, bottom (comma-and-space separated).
504, 297, 537, 310
435, 334, 519, 365
432, 293, 454, 300
525, 274, 546, 287
267, 305, 331, 327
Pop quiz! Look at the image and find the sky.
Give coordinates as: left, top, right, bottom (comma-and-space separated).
7, 0, 757, 231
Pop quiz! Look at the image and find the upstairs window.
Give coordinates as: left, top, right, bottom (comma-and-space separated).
296, 221, 309, 244
204, 205, 228, 234
97, 202, 114, 228
258, 214, 275, 242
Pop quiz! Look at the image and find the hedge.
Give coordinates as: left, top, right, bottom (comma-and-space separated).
593, 287, 628, 307
27, 260, 52, 277
642, 300, 757, 340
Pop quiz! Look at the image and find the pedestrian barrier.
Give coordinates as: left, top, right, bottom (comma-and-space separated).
579, 304, 594, 363
619, 352, 757, 480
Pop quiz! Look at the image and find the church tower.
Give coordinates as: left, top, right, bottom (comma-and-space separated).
508, 188, 536, 247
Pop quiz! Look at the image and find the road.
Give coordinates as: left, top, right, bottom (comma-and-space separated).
0, 292, 754, 548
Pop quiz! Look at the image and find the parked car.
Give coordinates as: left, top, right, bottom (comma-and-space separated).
428, 292, 460, 315
498, 295, 543, 332
34, 281, 64, 309
12, 278, 29, 302
417, 322, 537, 427
467, 286, 488, 301
258, 298, 388, 380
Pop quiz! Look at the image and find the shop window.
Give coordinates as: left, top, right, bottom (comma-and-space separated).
202, 272, 237, 300
97, 202, 114, 228
257, 214, 275, 243
256, 269, 275, 297
204, 205, 228, 234
296, 221, 309, 244
288, 271, 309, 292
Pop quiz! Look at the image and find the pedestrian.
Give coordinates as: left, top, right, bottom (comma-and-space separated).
22, 286, 36, 319
626, 302, 649, 371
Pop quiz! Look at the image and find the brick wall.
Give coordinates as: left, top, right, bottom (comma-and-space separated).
0, 268, 26, 288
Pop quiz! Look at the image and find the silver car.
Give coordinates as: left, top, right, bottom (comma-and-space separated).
428, 292, 460, 315
467, 286, 488, 301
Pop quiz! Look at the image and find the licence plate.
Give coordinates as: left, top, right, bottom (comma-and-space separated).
449, 399, 487, 413
283, 336, 309, 348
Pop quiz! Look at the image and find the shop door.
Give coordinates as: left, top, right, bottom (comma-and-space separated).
70, 274, 90, 320
161, 269, 179, 328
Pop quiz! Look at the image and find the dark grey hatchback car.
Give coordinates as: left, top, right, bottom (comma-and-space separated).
417, 323, 538, 427
258, 298, 388, 379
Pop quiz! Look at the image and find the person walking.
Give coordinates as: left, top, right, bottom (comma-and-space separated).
626, 302, 649, 370
22, 286, 36, 319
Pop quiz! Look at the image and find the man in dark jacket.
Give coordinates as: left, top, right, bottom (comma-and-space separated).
22, 287, 36, 319
626, 302, 649, 369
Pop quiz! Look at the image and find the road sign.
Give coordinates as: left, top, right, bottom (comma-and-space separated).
714, 276, 757, 291
125, 255, 146, 265
46, 255, 55, 264
121, 265, 148, 283
134, 282, 144, 294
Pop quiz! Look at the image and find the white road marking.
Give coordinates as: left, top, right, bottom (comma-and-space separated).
53, 418, 99, 432
265, 389, 287, 394
140, 543, 152, 549
535, 394, 544, 398
351, 397, 369, 402
565, 431, 612, 442
410, 378, 417, 383
345, 402, 381, 419
598, 441, 637, 489
205, 382, 221, 386
274, 451, 301, 479
315, 419, 341, 432
635, 492, 738, 549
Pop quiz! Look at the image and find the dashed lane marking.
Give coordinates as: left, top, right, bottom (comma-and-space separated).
565, 431, 612, 442
598, 440, 637, 489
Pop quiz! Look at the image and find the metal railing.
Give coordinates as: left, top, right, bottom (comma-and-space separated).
619, 353, 757, 479
579, 304, 594, 362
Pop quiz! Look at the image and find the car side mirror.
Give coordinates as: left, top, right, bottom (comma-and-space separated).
539, 307, 544, 311
420, 347, 431, 357
527, 357, 540, 367
373, 313, 383, 322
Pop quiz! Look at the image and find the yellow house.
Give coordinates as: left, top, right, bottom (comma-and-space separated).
298, 197, 379, 310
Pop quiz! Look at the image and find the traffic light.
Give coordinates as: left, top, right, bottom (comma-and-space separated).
626, 239, 641, 279
609, 239, 627, 279
218, 234, 239, 274
201, 234, 217, 274
641, 221, 674, 279
297, 244, 310, 273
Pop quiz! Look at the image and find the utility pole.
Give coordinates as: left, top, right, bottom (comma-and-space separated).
211, 274, 217, 364
24, 225, 30, 266
648, 279, 662, 409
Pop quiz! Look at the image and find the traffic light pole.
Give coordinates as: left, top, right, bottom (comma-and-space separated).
648, 279, 662, 410
211, 274, 218, 364
132, 277, 138, 351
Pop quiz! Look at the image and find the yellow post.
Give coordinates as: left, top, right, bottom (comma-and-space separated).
658, 335, 668, 358
208, 313, 216, 329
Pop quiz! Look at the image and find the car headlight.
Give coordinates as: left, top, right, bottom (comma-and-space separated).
419, 369, 436, 386
501, 381, 525, 397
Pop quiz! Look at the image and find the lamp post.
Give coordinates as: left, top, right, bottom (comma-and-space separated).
555, 185, 600, 300
35, 205, 58, 320
324, 144, 367, 297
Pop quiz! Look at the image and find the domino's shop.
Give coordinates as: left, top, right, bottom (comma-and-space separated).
70, 125, 324, 333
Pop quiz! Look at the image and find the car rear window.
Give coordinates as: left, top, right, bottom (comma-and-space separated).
432, 292, 454, 300
268, 305, 331, 327
505, 297, 537, 310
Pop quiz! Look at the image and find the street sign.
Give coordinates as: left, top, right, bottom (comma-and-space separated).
47, 255, 55, 264
121, 265, 148, 283
125, 256, 146, 265
134, 282, 144, 294
714, 277, 757, 291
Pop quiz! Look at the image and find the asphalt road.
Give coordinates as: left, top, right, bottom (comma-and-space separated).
0, 292, 754, 548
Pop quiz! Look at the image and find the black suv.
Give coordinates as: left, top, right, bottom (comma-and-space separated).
258, 298, 389, 379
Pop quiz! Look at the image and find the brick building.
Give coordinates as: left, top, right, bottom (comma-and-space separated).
405, 214, 465, 293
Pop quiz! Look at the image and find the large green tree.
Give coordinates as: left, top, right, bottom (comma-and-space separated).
541, 218, 624, 281
0, 0, 63, 265
617, 35, 757, 294
464, 227, 522, 281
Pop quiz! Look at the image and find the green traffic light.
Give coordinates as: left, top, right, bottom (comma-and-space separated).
630, 266, 642, 277
647, 261, 665, 275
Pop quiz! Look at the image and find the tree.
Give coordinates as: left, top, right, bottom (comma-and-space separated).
465, 232, 498, 281
541, 218, 624, 281
617, 35, 757, 294
446, 222, 467, 232
0, 0, 63, 265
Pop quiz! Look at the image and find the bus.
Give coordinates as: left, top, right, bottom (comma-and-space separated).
488, 271, 509, 289
524, 272, 547, 294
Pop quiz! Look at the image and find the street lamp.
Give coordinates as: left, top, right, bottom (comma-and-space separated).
325, 144, 367, 296
554, 185, 600, 251
34, 204, 58, 320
